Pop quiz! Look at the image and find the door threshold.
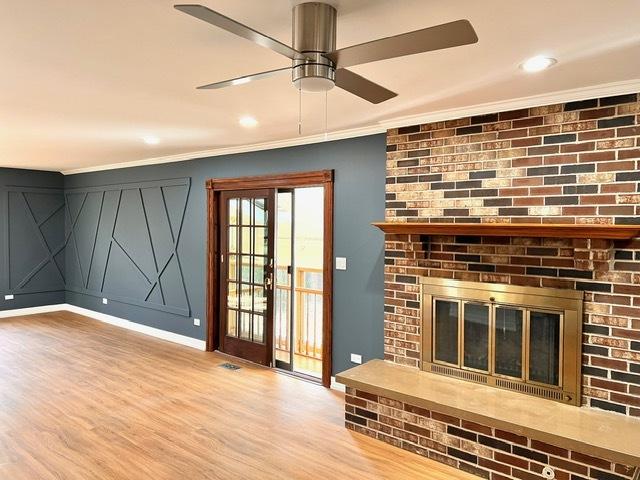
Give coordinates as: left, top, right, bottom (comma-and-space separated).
275, 367, 323, 386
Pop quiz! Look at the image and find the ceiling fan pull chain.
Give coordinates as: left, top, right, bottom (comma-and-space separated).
324, 90, 328, 141
298, 86, 302, 136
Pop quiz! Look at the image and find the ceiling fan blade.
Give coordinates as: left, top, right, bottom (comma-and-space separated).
175, 4, 306, 60
197, 67, 292, 90
325, 19, 478, 68
334, 68, 397, 104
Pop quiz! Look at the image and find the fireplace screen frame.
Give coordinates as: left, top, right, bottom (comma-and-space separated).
421, 277, 583, 406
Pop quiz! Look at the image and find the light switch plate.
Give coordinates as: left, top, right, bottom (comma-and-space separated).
4, 294, 14, 300
350, 353, 362, 364
193, 318, 201, 327
335, 257, 347, 270
102, 298, 108, 305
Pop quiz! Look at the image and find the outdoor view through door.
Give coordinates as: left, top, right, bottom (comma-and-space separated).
274, 187, 324, 379
217, 183, 325, 381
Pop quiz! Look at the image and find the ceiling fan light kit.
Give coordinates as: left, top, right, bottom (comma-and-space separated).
174, 2, 478, 103
292, 2, 337, 93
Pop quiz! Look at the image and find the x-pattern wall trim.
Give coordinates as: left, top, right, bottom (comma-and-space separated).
2, 186, 66, 295
64, 178, 192, 317
17, 192, 66, 288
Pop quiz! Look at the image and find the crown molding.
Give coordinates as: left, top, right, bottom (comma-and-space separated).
378, 78, 640, 131
61, 124, 385, 175
61, 79, 640, 175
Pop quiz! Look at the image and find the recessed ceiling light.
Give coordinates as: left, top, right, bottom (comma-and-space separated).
239, 116, 258, 128
232, 77, 251, 86
142, 135, 160, 145
521, 55, 557, 73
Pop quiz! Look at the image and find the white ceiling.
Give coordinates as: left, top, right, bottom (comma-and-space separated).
1, 0, 640, 173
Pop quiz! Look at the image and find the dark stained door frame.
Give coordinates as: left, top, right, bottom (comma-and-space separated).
206, 170, 334, 387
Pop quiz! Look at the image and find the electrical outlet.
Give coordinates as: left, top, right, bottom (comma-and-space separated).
193, 318, 201, 327
335, 257, 347, 270
350, 353, 362, 364
4, 294, 14, 300
102, 298, 108, 305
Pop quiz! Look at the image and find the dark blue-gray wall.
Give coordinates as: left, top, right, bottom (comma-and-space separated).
0, 168, 66, 310
63, 134, 386, 374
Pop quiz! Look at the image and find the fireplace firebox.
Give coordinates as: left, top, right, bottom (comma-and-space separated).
421, 278, 583, 405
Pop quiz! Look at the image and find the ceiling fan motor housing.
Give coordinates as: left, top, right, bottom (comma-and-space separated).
292, 2, 337, 92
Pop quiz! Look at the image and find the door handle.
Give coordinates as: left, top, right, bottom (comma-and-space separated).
265, 258, 274, 289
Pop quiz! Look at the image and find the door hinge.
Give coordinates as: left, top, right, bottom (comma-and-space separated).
220, 253, 224, 263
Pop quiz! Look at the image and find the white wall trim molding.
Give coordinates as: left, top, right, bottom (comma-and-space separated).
0, 303, 207, 350
0, 304, 68, 318
331, 376, 346, 392
64, 305, 207, 350
60, 79, 640, 176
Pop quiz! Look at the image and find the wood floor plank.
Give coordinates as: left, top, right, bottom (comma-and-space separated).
0, 311, 476, 480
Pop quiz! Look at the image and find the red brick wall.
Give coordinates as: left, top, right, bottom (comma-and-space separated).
384, 94, 640, 415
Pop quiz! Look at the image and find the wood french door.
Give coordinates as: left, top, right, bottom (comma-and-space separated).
219, 189, 275, 366
206, 170, 334, 387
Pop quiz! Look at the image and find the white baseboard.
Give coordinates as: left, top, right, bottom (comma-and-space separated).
0, 304, 68, 318
0, 303, 207, 351
331, 376, 346, 392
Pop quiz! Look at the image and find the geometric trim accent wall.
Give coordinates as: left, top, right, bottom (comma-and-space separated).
64, 178, 191, 316
3, 186, 66, 296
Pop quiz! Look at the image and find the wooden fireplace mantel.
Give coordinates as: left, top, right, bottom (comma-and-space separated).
372, 222, 640, 240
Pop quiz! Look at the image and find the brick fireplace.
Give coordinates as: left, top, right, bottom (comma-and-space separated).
340, 93, 640, 480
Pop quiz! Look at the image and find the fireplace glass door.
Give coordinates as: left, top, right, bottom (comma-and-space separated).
432, 300, 563, 387
528, 310, 561, 386
494, 307, 524, 379
423, 278, 582, 405
462, 302, 489, 372
433, 300, 459, 365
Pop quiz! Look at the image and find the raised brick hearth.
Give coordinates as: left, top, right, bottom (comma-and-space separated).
343, 93, 640, 480
345, 387, 636, 480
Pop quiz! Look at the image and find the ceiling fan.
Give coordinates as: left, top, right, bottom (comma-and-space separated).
175, 2, 478, 104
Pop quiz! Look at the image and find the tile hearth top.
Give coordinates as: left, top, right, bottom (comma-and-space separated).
336, 359, 640, 467
372, 222, 640, 239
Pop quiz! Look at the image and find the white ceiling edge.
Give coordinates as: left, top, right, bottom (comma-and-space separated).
61, 78, 640, 176
61, 124, 387, 175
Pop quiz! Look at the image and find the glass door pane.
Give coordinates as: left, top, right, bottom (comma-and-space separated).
434, 299, 459, 365
528, 310, 561, 386
274, 191, 293, 368
219, 189, 274, 366
494, 307, 524, 378
463, 303, 489, 371
292, 187, 324, 379
273, 187, 324, 379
